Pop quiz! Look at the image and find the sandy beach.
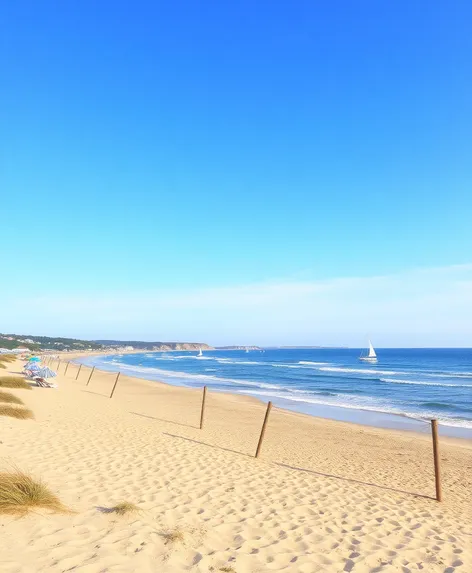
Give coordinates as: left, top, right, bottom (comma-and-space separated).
1, 357, 471, 572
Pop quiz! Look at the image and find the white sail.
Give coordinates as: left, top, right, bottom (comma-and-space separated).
368, 340, 377, 358
198, 348, 203, 356
359, 338, 377, 361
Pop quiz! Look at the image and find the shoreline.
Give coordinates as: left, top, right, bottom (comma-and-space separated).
2, 356, 471, 571
66, 350, 472, 443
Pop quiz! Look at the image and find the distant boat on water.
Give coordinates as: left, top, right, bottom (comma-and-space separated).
198, 348, 203, 357
359, 339, 377, 362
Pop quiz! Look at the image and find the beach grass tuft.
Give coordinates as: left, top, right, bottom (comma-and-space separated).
0, 355, 16, 363
162, 527, 185, 545
219, 567, 236, 572
108, 501, 140, 515
0, 391, 24, 405
0, 471, 68, 515
0, 405, 34, 419
0, 377, 32, 390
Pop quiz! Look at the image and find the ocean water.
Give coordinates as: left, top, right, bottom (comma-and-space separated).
78, 348, 472, 438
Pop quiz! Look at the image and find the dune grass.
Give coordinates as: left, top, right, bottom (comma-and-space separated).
0, 391, 24, 405
108, 501, 140, 515
0, 355, 16, 367
0, 377, 31, 390
0, 470, 68, 515
0, 405, 34, 419
219, 567, 236, 573
162, 527, 185, 545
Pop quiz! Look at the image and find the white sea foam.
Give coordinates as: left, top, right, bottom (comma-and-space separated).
228, 360, 261, 365
381, 378, 472, 388
101, 361, 282, 391
214, 358, 262, 365
271, 363, 327, 369
402, 414, 472, 429
93, 356, 472, 432
318, 366, 399, 375
165, 354, 472, 381
422, 372, 472, 379
173, 354, 212, 360
241, 390, 472, 429
243, 389, 404, 414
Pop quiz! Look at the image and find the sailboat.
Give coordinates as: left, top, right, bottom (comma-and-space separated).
359, 339, 377, 362
198, 348, 203, 357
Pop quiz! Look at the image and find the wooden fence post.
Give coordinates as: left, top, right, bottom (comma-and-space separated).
86, 366, 95, 386
109, 372, 121, 398
75, 364, 82, 381
200, 386, 207, 429
57, 360, 61, 370
255, 401, 272, 458
64, 362, 70, 375
431, 419, 442, 502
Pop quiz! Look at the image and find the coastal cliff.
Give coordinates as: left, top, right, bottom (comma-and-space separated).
94, 340, 214, 351
151, 343, 213, 351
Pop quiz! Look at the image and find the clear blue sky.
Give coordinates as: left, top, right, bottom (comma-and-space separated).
1, 1, 471, 345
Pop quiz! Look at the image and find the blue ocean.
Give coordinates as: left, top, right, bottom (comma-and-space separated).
78, 348, 472, 438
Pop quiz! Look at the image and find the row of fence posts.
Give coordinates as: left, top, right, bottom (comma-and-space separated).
44, 355, 442, 502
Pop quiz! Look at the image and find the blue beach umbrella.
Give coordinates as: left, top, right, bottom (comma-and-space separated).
25, 363, 41, 371
28, 357, 41, 362
37, 367, 57, 378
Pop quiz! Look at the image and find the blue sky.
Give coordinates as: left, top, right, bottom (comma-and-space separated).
1, 1, 471, 346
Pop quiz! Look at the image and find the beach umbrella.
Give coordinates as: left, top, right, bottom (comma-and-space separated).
24, 363, 41, 371
28, 357, 41, 362
36, 367, 57, 378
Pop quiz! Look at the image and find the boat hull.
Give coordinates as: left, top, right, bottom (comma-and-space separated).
359, 357, 378, 362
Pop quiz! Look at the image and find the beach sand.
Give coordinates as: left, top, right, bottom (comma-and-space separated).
0, 357, 471, 572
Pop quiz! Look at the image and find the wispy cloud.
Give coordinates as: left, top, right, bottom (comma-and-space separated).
2, 264, 472, 346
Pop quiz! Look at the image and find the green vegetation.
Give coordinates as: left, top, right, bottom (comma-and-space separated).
0, 377, 31, 390
0, 333, 102, 351
0, 333, 212, 352
0, 470, 68, 515
0, 338, 39, 351
96, 339, 211, 350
